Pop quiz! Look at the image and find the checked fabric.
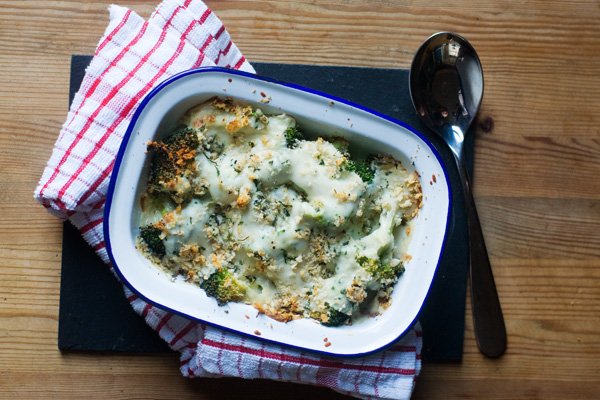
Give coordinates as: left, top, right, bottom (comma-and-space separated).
34, 1, 422, 398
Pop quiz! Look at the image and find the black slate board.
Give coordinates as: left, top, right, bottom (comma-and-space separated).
59, 55, 471, 361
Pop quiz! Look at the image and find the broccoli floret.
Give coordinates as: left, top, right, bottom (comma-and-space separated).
322, 308, 350, 327
345, 160, 375, 183
164, 126, 200, 148
315, 213, 328, 225
200, 268, 247, 305
327, 136, 350, 156
139, 225, 165, 257
284, 126, 304, 148
357, 256, 405, 281
147, 127, 200, 190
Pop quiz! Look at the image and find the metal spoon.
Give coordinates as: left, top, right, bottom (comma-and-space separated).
409, 32, 506, 358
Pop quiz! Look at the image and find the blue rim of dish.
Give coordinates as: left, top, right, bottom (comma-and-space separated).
104, 67, 453, 358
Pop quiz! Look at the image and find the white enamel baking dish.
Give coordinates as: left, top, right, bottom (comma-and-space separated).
104, 67, 451, 357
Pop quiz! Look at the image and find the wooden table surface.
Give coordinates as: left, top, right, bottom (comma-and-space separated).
1, 0, 599, 398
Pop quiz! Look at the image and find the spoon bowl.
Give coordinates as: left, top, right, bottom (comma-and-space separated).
409, 32, 507, 358
409, 32, 483, 157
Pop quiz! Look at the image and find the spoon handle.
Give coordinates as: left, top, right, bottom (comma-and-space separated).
456, 157, 507, 358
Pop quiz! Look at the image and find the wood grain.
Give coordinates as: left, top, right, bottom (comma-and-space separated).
1, 0, 599, 399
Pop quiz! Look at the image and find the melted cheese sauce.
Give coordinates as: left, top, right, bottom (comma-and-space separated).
138, 98, 422, 325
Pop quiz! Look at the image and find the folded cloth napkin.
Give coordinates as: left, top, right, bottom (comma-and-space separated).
34, 1, 422, 398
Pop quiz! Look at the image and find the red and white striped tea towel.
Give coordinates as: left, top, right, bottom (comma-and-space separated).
34, 1, 422, 398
